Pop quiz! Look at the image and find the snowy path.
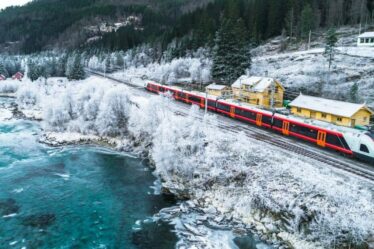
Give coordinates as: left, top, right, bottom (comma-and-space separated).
86, 69, 374, 182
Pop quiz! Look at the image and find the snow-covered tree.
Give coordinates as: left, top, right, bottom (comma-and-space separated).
324, 28, 338, 71
212, 17, 251, 85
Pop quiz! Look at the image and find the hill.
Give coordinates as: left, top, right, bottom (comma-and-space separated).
0, 0, 373, 54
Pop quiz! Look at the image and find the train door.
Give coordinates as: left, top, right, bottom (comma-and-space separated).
175, 91, 179, 100
256, 113, 262, 126
282, 121, 290, 135
230, 106, 235, 118
317, 130, 327, 147
200, 98, 205, 109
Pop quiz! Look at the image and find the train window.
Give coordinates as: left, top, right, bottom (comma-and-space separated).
217, 103, 230, 112
326, 134, 342, 147
159, 86, 165, 92
290, 124, 318, 139
360, 144, 370, 153
179, 93, 187, 99
189, 95, 201, 103
262, 115, 272, 125
208, 100, 216, 108
273, 119, 283, 128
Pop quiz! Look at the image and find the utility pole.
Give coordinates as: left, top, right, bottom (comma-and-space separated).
270, 80, 275, 110
205, 90, 208, 114
308, 30, 312, 50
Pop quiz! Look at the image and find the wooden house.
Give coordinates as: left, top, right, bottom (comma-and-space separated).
231, 76, 284, 108
289, 94, 373, 127
206, 84, 232, 97
12, 72, 24, 81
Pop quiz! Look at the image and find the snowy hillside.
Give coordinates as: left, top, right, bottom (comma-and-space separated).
250, 26, 374, 108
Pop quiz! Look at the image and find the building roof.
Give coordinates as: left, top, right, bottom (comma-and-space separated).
289, 94, 374, 118
358, 32, 374, 38
232, 75, 284, 92
232, 75, 283, 92
206, 84, 229, 90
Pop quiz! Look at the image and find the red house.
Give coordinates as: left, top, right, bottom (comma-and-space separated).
12, 72, 23, 81
0, 74, 6, 81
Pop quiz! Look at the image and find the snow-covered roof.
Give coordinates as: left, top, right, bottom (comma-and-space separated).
232, 76, 283, 92
206, 84, 229, 90
358, 32, 374, 38
289, 94, 374, 118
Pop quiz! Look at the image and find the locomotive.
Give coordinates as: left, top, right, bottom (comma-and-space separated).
146, 82, 374, 164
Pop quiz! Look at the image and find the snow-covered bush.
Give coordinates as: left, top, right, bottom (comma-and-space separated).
0, 80, 21, 93
96, 87, 131, 136
41, 79, 132, 136
16, 82, 41, 109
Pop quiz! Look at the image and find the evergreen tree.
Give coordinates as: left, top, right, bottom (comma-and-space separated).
350, 83, 359, 103
56, 55, 68, 77
27, 60, 42, 81
0, 62, 9, 78
300, 4, 314, 39
69, 54, 85, 80
324, 28, 338, 70
115, 52, 125, 69
212, 17, 251, 85
105, 56, 112, 73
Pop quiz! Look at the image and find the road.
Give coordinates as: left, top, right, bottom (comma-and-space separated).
86, 69, 374, 182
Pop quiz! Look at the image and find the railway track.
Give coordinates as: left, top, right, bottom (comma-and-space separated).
86, 69, 374, 182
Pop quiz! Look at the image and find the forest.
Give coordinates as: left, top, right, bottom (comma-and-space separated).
0, 0, 372, 54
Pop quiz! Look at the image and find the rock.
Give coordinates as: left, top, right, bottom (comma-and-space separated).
22, 213, 56, 228
0, 198, 20, 216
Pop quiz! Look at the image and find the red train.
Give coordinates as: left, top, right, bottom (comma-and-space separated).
146, 82, 374, 163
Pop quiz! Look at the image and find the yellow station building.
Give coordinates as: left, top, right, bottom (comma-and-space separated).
231, 76, 284, 108
289, 94, 373, 127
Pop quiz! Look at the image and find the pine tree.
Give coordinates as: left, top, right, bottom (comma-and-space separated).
27, 60, 42, 81
324, 28, 338, 70
0, 62, 9, 78
212, 17, 251, 85
115, 52, 125, 69
350, 83, 359, 103
69, 54, 85, 80
300, 4, 314, 39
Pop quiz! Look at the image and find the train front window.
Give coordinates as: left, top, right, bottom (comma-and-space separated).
360, 144, 370, 153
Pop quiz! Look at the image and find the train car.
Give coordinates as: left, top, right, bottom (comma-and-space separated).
145, 82, 374, 164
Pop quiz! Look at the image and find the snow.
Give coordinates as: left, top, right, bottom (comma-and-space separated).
206, 84, 228, 90
0, 79, 21, 94
231, 76, 279, 92
0, 108, 13, 121
358, 32, 374, 38
289, 94, 372, 117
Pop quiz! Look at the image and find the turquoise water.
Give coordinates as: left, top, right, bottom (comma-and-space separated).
0, 117, 177, 249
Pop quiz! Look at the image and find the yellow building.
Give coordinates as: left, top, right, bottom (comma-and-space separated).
231, 76, 285, 108
206, 84, 232, 97
289, 94, 373, 127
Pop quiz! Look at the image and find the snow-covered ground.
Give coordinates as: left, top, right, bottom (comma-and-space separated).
1, 76, 374, 249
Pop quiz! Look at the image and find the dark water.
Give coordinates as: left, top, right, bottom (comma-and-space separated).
0, 117, 177, 249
